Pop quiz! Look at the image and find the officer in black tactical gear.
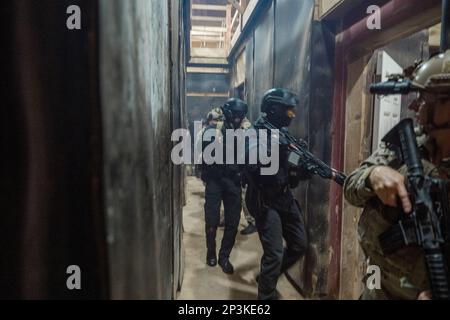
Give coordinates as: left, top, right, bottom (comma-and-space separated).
202, 98, 249, 274
245, 88, 310, 300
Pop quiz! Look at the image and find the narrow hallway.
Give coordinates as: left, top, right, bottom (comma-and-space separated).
178, 176, 303, 300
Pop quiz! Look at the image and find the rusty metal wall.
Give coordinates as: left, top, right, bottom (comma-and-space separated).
304, 22, 336, 297
1, 0, 185, 300
99, 0, 185, 299
240, 0, 332, 297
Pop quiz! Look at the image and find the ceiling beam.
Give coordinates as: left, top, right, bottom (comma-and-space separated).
192, 26, 227, 33
192, 4, 228, 11
191, 35, 224, 41
191, 16, 225, 22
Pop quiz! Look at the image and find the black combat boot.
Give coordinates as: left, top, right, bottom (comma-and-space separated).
240, 223, 257, 235
205, 226, 217, 267
218, 258, 234, 274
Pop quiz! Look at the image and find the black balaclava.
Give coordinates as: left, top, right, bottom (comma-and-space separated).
266, 104, 295, 129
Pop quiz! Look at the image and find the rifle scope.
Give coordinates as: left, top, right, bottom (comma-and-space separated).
369, 80, 418, 95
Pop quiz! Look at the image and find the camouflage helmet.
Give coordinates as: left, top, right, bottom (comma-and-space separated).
207, 107, 223, 122
412, 50, 450, 94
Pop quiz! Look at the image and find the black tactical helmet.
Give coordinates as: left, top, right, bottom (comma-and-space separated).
261, 88, 299, 113
261, 88, 299, 128
222, 98, 248, 125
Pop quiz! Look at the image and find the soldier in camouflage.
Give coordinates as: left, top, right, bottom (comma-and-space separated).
344, 50, 450, 300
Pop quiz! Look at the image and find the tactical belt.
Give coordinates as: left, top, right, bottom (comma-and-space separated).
379, 219, 419, 255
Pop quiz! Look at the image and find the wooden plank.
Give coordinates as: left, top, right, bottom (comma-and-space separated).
318, 0, 344, 18
191, 32, 224, 38
227, 0, 245, 14
231, 10, 240, 31
230, 0, 258, 51
192, 4, 228, 11
339, 54, 372, 300
186, 92, 229, 97
191, 16, 225, 22
187, 67, 230, 74
429, 24, 441, 47
192, 26, 227, 33
225, 4, 232, 51
230, 25, 241, 49
189, 57, 229, 65
242, 0, 259, 26
190, 47, 228, 58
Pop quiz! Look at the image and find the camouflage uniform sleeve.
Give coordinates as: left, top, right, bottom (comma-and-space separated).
344, 145, 396, 207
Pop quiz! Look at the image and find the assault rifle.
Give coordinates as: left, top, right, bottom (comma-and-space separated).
260, 118, 346, 186
379, 118, 450, 300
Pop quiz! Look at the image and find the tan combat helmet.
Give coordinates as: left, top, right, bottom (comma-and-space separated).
412, 50, 450, 94
207, 107, 223, 122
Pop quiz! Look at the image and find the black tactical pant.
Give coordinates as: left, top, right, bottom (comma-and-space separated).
204, 177, 242, 261
255, 199, 307, 300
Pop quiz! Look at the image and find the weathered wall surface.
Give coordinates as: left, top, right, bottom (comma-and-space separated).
253, 2, 274, 118
239, 0, 336, 297
340, 29, 430, 300
304, 22, 336, 297
1, 0, 185, 300
99, 0, 185, 299
170, 0, 187, 297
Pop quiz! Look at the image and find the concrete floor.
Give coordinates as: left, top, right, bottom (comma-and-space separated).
177, 176, 303, 300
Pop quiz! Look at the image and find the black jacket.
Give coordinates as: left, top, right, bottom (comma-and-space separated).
244, 118, 311, 212
201, 123, 241, 184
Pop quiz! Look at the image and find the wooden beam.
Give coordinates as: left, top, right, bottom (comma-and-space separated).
192, 26, 227, 33
191, 16, 225, 22
191, 4, 228, 11
227, 0, 245, 14
187, 92, 229, 97
189, 56, 229, 65
187, 67, 229, 74
191, 36, 224, 43
242, 0, 259, 27
229, 0, 261, 55
191, 47, 228, 57
225, 4, 232, 51
230, 24, 241, 49
231, 10, 240, 31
